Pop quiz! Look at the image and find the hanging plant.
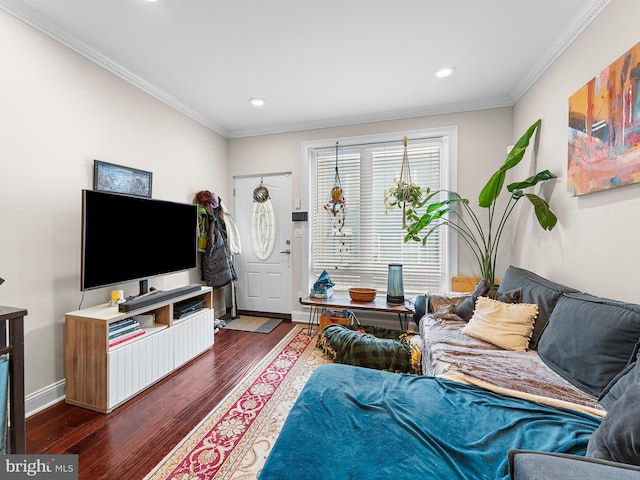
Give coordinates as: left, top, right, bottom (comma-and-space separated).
323, 142, 349, 256
384, 137, 427, 226
384, 180, 426, 224
324, 201, 348, 256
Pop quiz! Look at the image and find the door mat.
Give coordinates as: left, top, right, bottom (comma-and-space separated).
223, 315, 283, 333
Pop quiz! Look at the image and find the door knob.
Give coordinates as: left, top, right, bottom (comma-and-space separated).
280, 249, 291, 254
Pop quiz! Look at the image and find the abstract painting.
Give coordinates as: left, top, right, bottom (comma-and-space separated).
568, 40, 640, 195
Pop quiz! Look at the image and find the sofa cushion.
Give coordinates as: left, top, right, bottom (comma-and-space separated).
498, 266, 579, 349
509, 450, 640, 480
461, 296, 538, 352
430, 292, 468, 312
488, 287, 523, 305
538, 293, 640, 397
587, 382, 640, 466
454, 278, 491, 320
454, 278, 522, 321
598, 345, 640, 410
412, 294, 429, 327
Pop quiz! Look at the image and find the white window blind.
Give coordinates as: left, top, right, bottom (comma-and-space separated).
310, 136, 448, 295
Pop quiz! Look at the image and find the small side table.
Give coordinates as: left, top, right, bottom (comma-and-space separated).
300, 293, 415, 334
0, 306, 27, 454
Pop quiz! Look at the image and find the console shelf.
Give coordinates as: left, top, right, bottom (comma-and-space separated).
64, 286, 214, 413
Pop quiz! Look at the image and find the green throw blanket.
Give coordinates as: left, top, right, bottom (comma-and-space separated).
317, 324, 421, 374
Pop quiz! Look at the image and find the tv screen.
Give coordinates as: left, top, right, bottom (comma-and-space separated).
81, 189, 198, 292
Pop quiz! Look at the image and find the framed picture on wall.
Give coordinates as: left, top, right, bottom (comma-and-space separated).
568, 39, 640, 196
93, 160, 153, 198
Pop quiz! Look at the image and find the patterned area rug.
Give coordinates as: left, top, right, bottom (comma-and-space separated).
223, 316, 283, 333
143, 324, 329, 480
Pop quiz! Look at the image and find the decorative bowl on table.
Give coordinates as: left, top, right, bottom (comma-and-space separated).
348, 288, 377, 302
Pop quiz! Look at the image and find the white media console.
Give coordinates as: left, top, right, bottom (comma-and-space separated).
64, 286, 214, 413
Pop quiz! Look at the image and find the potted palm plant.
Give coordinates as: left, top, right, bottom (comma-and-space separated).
399, 119, 557, 285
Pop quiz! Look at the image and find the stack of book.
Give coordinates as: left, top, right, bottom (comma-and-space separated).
108, 317, 145, 348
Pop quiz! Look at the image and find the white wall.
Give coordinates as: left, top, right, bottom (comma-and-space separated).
513, 0, 640, 302
228, 108, 514, 315
0, 10, 227, 407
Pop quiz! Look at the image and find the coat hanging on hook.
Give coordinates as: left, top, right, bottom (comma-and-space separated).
194, 189, 237, 288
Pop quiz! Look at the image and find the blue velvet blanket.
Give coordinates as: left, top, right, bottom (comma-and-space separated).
0, 356, 8, 454
258, 364, 601, 480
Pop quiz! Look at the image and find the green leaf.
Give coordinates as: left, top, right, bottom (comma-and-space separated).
425, 197, 466, 214
478, 170, 506, 208
405, 207, 453, 237
524, 193, 557, 230
500, 119, 541, 171
507, 170, 557, 192
478, 119, 541, 207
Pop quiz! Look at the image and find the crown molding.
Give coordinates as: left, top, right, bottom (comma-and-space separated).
0, 0, 230, 137
509, 0, 612, 103
1, 0, 610, 139
227, 98, 513, 139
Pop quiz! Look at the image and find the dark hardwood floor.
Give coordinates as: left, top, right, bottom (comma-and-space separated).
26, 321, 296, 480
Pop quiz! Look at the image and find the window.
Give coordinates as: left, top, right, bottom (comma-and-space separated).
304, 128, 457, 296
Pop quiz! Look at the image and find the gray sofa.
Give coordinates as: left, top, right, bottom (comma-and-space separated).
509, 450, 640, 479
415, 266, 640, 478
260, 266, 640, 479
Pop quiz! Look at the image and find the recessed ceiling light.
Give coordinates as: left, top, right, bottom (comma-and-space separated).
249, 97, 266, 107
435, 66, 456, 79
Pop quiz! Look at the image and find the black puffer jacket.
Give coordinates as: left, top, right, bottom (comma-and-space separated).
201, 209, 237, 288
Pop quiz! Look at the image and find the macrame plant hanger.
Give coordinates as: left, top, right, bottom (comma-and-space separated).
399, 136, 412, 227
323, 141, 348, 256
329, 142, 344, 212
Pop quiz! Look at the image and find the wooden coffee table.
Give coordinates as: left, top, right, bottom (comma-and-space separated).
300, 293, 415, 334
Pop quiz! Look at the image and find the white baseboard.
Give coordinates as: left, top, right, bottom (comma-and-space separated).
291, 309, 309, 323
25, 379, 66, 418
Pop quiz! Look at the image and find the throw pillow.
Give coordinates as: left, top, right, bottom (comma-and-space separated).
454, 278, 491, 321
587, 382, 640, 465
487, 287, 522, 304
461, 296, 538, 352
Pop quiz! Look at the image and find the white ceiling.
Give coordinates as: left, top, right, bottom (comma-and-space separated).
1, 0, 609, 138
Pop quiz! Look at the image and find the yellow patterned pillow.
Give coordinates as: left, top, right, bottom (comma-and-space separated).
461, 296, 538, 352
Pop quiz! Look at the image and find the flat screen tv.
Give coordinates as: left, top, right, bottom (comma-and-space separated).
81, 189, 198, 294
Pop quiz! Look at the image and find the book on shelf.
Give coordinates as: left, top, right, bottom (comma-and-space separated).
108, 317, 137, 332
108, 324, 140, 340
108, 329, 146, 348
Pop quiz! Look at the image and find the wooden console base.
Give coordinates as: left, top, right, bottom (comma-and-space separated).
65, 286, 214, 413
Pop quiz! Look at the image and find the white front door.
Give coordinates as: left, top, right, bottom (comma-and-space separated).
233, 173, 292, 315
